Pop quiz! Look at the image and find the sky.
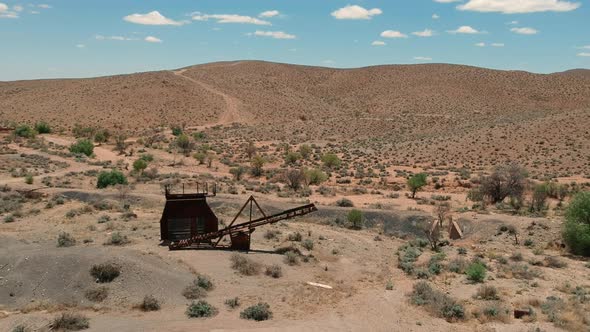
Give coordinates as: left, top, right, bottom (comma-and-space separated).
0, 0, 589, 81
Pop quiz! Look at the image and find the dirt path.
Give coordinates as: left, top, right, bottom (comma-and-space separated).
172, 69, 250, 126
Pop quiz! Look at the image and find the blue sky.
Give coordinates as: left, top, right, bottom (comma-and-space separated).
1, 0, 589, 80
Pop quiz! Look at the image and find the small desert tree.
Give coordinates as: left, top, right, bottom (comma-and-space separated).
299, 144, 312, 160
176, 134, 193, 156
407, 173, 428, 198
115, 135, 128, 155
250, 156, 265, 177
530, 183, 548, 213
133, 159, 148, 175
34, 121, 51, 134
283, 169, 306, 191
435, 202, 450, 227
245, 141, 257, 159
563, 191, 590, 256
285, 152, 301, 165
348, 209, 364, 229
230, 166, 246, 181
480, 163, 527, 204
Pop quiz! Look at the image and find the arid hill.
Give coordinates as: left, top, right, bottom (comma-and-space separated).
1, 61, 589, 133
2, 61, 590, 176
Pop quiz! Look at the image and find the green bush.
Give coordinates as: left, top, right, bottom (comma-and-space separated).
321, 153, 341, 169
70, 139, 94, 157
562, 191, 590, 256
240, 302, 272, 321
186, 300, 216, 318
14, 125, 36, 138
96, 170, 128, 189
466, 262, 487, 283
347, 209, 363, 229
196, 274, 214, 290
34, 122, 51, 134
133, 159, 148, 174
24, 174, 33, 185
306, 168, 328, 185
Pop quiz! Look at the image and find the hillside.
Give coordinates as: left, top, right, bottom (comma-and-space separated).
1, 61, 589, 132
1, 61, 590, 176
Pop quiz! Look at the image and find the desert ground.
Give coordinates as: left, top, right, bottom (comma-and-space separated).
1, 62, 590, 332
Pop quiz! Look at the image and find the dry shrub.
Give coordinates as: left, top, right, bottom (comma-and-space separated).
472, 303, 511, 323
474, 285, 500, 300
265, 264, 283, 278
544, 256, 567, 269
84, 287, 108, 302
50, 312, 89, 331
139, 295, 161, 312
410, 281, 465, 322
230, 253, 261, 276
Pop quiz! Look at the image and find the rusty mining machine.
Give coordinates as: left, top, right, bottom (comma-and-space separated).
160, 183, 317, 250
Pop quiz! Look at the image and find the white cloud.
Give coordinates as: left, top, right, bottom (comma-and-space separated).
577, 52, 590, 57
252, 30, 296, 39
259, 10, 279, 18
371, 40, 386, 46
192, 13, 271, 25
145, 36, 163, 43
331, 5, 382, 20
507, 20, 519, 25
414, 56, 433, 61
412, 29, 435, 37
475, 42, 486, 47
457, 0, 580, 14
432, 13, 440, 19
510, 27, 538, 35
95, 35, 136, 41
13, 5, 23, 12
124, 11, 185, 26
0, 2, 18, 18
76, 44, 85, 48
578, 45, 590, 49
381, 30, 408, 38
491, 42, 505, 47
37, 4, 51, 9
434, 0, 461, 2
448, 26, 482, 34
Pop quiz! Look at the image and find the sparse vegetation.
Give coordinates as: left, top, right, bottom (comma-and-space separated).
186, 301, 216, 318
265, 264, 283, 278
50, 312, 89, 331
475, 285, 499, 300
84, 287, 108, 302
410, 281, 465, 322
139, 295, 161, 312
225, 297, 240, 309
57, 232, 76, 247
240, 302, 272, 321
90, 263, 121, 283
230, 253, 262, 276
